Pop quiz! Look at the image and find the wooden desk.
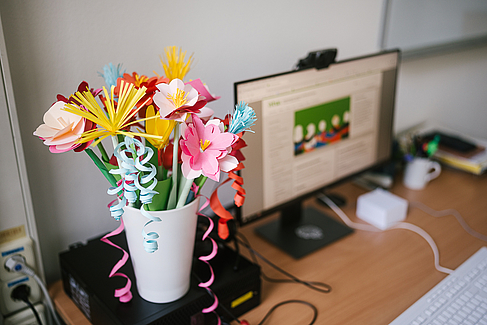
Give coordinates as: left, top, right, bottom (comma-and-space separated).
50, 168, 487, 324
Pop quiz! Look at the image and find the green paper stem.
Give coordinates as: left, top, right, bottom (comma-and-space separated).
161, 165, 167, 181
85, 148, 118, 188
96, 141, 109, 163
146, 140, 163, 180
102, 159, 121, 183
194, 176, 208, 195
177, 171, 187, 199
146, 177, 172, 211
176, 176, 194, 209
111, 136, 122, 168
167, 126, 179, 209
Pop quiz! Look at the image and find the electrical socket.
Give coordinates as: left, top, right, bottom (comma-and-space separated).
0, 237, 40, 316
0, 277, 41, 316
0, 237, 37, 282
4, 302, 46, 325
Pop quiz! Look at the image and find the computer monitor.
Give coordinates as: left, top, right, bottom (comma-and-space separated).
234, 50, 400, 258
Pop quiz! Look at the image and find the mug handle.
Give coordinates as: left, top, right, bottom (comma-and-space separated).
426, 161, 441, 182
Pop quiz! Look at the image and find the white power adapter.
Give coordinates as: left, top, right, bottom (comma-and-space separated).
356, 188, 408, 230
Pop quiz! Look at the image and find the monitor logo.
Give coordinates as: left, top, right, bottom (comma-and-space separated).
268, 101, 280, 107
295, 224, 325, 240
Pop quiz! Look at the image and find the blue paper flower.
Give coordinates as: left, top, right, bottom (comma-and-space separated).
228, 101, 257, 134
99, 63, 125, 88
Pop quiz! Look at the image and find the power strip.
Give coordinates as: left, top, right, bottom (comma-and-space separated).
4, 303, 46, 325
0, 237, 41, 316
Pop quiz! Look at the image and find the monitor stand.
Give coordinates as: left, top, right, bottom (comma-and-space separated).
255, 200, 353, 259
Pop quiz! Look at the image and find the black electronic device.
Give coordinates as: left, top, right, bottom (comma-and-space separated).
295, 48, 337, 70
234, 49, 400, 258
421, 131, 478, 154
59, 232, 261, 325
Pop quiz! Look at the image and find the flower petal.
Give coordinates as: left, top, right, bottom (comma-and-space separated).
34, 124, 59, 139
181, 152, 203, 180
219, 154, 239, 172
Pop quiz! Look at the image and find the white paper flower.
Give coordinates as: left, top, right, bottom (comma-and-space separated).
34, 101, 86, 153
153, 79, 204, 122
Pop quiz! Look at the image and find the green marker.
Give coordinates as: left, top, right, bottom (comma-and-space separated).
426, 135, 441, 157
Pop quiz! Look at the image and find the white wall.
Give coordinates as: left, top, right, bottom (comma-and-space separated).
0, 0, 385, 283
394, 44, 487, 139
1, 1, 486, 283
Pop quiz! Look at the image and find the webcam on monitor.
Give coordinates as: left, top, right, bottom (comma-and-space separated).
295, 48, 337, 70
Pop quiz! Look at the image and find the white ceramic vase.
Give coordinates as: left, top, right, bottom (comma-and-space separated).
122, 198, 200, 303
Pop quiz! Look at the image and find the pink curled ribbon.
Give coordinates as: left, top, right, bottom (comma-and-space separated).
193, 185, 221, 324
100, 219, 133, 303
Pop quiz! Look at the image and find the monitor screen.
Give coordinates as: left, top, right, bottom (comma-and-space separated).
234, 50, 400, 258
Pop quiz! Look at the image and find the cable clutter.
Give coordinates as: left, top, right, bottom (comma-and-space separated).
202, 218, 331, 325
18, 189, 484, 325
235, 234, 332, 295
214, 232, 329, 325
318, 191, 487, 275
206, 184, 487, 324
5, 255, 62, 325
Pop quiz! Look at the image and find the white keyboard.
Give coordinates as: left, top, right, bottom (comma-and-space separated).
390, 247, 487, 325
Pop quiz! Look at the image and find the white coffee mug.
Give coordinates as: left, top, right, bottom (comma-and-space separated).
403, 158, 441, 190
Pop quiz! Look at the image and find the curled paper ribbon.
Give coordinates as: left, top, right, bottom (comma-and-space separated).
100, 219, 133, 303
210, 162, 246, 240
106, 193, 126, 221
140, 205, 161, 253
193, 185, 221, 323
229, 163, 246, 207
108, 143, 137, 206
130, 141, 161, 253
132, 141, 158, 203
108, 136, 161, 253
111, 137, 159, 205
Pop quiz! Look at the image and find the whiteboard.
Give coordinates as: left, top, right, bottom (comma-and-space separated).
381, 0, 487, 57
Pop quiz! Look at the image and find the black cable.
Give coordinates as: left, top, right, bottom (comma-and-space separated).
196, 231, 328, 324
258, 300, 318, 325
235, 233, 332, 294
23, 299, 43, 325
11, 284, 43, 325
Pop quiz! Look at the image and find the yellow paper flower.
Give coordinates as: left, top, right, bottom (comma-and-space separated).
145, 104, 176, 150
160, 46, 193, 81
64, 80, 162, 146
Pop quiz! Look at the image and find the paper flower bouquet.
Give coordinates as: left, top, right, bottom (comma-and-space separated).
33, 47, 256, 307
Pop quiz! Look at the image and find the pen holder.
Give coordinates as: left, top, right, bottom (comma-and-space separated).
403, 157, 441, 190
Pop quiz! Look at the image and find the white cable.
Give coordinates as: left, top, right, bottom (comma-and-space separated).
317, 194, 381, 232
411, 201, 487, 242
32, 273, 62, 325
319, 193, 454, 275
5, 256, 62, 325
391, 222, 454, 274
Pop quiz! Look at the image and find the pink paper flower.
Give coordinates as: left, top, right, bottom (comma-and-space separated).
180, 115, 238, 182
152, 78, 206, 122
33, 101, 89, 153
185, 78, 221, 102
